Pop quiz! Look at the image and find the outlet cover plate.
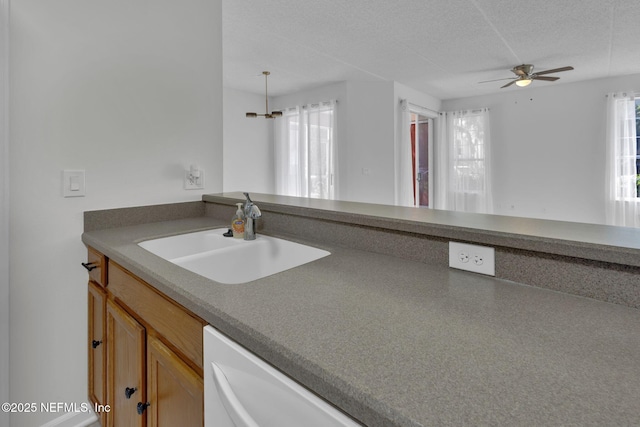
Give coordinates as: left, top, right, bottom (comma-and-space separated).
449, 241, 495, 276
184, 170, 205, 190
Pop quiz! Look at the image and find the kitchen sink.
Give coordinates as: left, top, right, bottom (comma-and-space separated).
138, 228, 330, 284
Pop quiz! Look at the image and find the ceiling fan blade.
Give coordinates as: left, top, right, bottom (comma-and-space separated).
532, 76, 560, 81
478, 77, 517, 84
501, 80, 518, 89
534, 66, 574, 76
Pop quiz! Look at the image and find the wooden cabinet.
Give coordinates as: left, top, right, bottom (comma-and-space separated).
147, 335, 203, 426
84, 248, 205, 426
85, 247, 107, 286
107, 299, 146, 427
88, 281, 107, 425
87, 250, 108, 427
108, 263, 204, 372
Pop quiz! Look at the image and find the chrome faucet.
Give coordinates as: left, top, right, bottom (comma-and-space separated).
243, 192, 262, 240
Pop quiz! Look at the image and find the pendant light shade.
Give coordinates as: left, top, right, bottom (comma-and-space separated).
246, 71, 282, 119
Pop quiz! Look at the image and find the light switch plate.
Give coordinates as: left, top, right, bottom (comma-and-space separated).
449, 241, 495, 276
63, 170, 86, 197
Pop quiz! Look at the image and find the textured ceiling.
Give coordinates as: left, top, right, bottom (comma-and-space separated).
223, 0, 640, 100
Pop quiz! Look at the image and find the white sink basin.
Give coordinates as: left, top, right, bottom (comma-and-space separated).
138, 228, 330, 284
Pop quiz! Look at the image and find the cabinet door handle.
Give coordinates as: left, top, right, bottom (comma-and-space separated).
211, 362, 259, 427
125, 387, 137, 399
82, 262, 98, 272
136, 401, 150, 415
91, 340, 102, 349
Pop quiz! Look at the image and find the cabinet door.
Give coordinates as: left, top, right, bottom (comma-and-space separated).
107, 299, 146, 427
88, 281, 106, 424
147, 335, 203, 427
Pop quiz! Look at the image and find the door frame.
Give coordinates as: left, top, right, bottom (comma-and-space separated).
411, 112, 434, 207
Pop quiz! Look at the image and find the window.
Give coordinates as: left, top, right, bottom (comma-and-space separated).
636, 98, 640, 197
604, 92, 639, 227
436, 108, 492, 213
608, 95, 637, 201
274, 101, 336, 199
451, 113, 487, 195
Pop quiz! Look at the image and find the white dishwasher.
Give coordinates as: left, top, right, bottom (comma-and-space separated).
203, 325, 363, 427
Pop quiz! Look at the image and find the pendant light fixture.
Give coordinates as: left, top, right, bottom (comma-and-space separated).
246, 71, 282, 119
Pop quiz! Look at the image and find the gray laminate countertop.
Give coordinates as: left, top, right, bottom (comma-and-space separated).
205, 192, 640, 267
82, 217, 640, 427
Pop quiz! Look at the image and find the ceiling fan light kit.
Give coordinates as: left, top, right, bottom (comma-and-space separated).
515, 78, 532, 87
246, 71, 282, 119
480, 64, 574, 89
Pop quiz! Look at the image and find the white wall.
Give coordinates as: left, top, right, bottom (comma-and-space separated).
9, 1, 222, 426
442, 73, 640, 224
273, 81, 347, 111
0, 1, 9, 427
223, 87, 273, 194
343, 81, 396, 204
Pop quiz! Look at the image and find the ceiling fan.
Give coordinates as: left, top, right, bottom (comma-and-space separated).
480, 64, 574, 88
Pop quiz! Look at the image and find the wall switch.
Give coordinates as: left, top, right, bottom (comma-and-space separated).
449, 242, 495, 276
62, 170, 86, 197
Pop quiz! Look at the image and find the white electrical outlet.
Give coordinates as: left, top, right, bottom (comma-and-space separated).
184, 168, 205, 190
449, 242, 495, 276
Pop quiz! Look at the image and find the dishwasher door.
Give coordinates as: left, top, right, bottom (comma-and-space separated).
203, 326, 363, 427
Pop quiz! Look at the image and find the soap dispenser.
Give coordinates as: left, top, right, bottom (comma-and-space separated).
231, 203, 245, 239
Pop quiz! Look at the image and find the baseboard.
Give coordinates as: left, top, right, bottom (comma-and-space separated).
39, 403, 98, 427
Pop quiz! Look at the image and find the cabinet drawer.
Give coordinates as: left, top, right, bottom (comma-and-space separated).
85, 247, 107, 287
109, 262, 205, 370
